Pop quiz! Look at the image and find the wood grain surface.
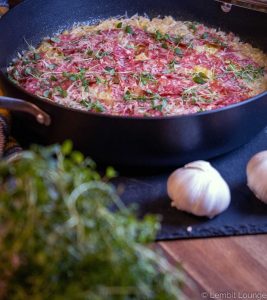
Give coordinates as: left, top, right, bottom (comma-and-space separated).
159, 235, 267, 299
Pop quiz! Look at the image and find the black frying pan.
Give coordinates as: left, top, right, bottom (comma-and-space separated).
0, 0, 266, 167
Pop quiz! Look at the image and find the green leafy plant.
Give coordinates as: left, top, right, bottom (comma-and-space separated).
0, 142, 185, 300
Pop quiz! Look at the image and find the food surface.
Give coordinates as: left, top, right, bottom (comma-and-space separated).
8, 16, 267, 116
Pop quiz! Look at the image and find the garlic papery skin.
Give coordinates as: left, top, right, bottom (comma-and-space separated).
167, 160, 231, 218
247, 151, 267, 203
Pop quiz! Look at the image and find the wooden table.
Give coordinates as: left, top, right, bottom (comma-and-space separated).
1, 86, 267, 299
159, 235, 267, 299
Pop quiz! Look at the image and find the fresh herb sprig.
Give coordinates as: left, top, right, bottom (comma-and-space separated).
153, 30, 183, 47
182, 86, 215, 104
55, 86, 68, 98
200, 32, 227, 48
0, 142, 185, 299
139, 72, 156, 85
226, 63, 264, 82
80, 99, 106, 112
125, 25, 133, 34
124, 90, 162, 102
152, 97, 168, 112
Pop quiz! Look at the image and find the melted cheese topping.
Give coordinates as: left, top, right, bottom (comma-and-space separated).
8, 16, 267, 116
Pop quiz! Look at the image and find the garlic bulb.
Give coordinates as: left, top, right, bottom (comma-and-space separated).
167, 160, 231, 218
247, 151, 267, 203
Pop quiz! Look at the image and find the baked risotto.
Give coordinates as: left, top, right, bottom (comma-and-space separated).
8, 16, 267, 116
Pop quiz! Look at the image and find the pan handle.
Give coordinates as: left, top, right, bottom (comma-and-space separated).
216, 0, 267, 13
0, 96, 51, 126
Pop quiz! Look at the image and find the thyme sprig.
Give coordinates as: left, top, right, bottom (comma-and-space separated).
226, 63, 264, 82
0, 142, 185, 299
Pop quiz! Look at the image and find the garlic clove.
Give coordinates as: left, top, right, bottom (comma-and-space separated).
167, 160, 231, 218
185, 160, 213, 172
247, 151, 267, 203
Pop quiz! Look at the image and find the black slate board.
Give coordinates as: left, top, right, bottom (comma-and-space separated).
114, 127, 267, 241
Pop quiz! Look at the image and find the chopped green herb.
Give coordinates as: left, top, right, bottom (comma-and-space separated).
123, 90, 131, 101
187, 22, 198, 33
161, 43, 168, 49
186, 40, 194, 49
50, 37, 60, 43
86, 49, 94, 56
147, 91, 160, 99
212, 37, 227, 48
124, 90, 162, 102
41, 79, 50, 86
50, 75, 57, 81
22, 58, 31, 65
174, 47, 183, 56
70, 75, 78, 81
152, 97, 168, 112
182, 86, 215, 104
25, 67, 33, 75
63, 72, 79, 81
171, 35, 183, 45
55, 86, 68, 98
154, 30, 170, 42
63, 71, 71, 78
116, 22, 122, 28
64, 56, 73, 62
104, 66, 115, 75
140, 72, 156, 85
34, 53, 41, 60
42, 90, 50, 98
80, 99, 91, 108
81, 99, 105, 112
91, 101, 105, 112
82, 79, 89, 91
168, 60, 179, 71
7, 74, 18, 84
79, 68, 86, 76
201, 32, 209, 39
126, 44, 135, 49
95, 51, 110, 59
226, 63, 238, 72
82, 79, 88, 87
13, 69, 20, 78
95, 76, 102, 84
227, 64, 264, 82
47, 64, 56, 70
155, 30, 163, 41
61, 89, 68, 98
192, 72, 209, 84
63, 70, 87, 83
125, 25, 133, 34
164, 33, 170, 40
123, 91, 144, 101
